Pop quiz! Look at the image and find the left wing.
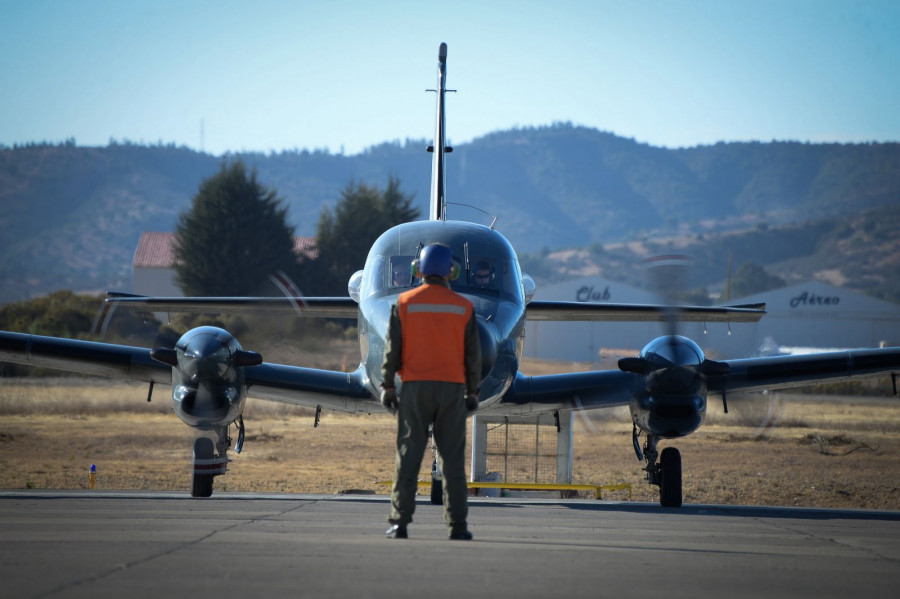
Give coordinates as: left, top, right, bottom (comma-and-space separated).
711, 348, 900, 395
491, 369, 638, 416
525, 301, 766, 322
493, 346, 900, 417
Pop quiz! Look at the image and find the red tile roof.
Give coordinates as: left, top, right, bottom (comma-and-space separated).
293, 236, 319, 260
133, 232, 177, 268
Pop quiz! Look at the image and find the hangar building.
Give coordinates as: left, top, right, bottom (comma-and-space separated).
524, 277, 900, 362
723, 280, 900, 355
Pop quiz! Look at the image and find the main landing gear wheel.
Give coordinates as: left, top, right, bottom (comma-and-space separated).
191, 437, 215, 498
659, 447, 682, 508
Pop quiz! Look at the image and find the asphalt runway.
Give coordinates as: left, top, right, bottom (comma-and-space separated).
1, 491, 898, 599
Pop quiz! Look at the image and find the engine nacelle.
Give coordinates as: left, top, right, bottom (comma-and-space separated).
624, 335, 714, 439
151, 326, 261, 430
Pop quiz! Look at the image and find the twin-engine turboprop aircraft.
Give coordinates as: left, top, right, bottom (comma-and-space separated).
2, 43, 899, 506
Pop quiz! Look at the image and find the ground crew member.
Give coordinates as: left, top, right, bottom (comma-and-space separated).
381, 243, 481, 540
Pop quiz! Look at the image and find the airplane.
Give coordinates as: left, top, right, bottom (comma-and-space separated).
2, 43, 899, 506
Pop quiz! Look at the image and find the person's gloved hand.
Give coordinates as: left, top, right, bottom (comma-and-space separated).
381, 386, 399, 414
465, 391, 479, 413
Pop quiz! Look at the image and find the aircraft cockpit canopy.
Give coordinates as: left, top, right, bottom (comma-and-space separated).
362, 222, 523, 303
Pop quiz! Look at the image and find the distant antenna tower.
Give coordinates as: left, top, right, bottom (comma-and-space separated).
200, 119, 205, 153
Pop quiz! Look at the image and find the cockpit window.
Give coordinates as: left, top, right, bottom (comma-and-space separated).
468, 258, 496, 289
390, 256, 416, 288
362, 222, 524, 303
451, 256, 519, 301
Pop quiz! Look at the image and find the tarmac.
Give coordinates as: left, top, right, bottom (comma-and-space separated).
1, 490, 899, 599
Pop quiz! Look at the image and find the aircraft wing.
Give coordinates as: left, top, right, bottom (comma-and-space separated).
525, 301, 766, 322
0, 331, 171, 384
710, 348, 900, 395
105, 292, 359, 319
243, 362, 374, 412
489, 346, 900, 418
0, 330, 375, 412
491, 369, 638, 416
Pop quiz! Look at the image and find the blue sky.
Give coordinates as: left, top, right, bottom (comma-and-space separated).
1, 0, 898, 156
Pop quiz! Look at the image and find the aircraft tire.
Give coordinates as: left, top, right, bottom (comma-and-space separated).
191, 437, 215, 498
430, 477, 443, 505
659, 447, 682, 507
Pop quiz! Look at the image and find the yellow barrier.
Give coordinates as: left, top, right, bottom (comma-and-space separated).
376, 480, 632, 500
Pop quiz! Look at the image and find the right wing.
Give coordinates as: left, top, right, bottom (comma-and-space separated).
243, 362, 374, 413
0, 330, 375, 413
0, 330, 170, 383
105, 292, 359, 319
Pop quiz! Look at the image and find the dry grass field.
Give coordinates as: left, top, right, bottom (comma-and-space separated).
1, 373, 899, 510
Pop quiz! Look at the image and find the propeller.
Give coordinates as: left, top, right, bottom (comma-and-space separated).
617, 254, 788, 450
632, 253, 729, 374
573, 254, 712, 437
641, 253, 691, 343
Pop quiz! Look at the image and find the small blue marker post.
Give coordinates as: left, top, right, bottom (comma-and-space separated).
89, 464, 96, 490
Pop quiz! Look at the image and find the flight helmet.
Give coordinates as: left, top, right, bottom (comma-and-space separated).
416, 243, 454, 278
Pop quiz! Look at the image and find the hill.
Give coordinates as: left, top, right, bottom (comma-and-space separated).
522, 202, 900, 304
1, 125, 898, 304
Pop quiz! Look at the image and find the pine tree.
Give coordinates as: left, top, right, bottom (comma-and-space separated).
301, 176, 418, 295
174, 160, 297, 296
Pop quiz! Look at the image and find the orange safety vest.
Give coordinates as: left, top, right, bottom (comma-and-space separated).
396, 283, 473, 384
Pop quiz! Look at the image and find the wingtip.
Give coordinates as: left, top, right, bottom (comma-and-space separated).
105, 291, 145, 300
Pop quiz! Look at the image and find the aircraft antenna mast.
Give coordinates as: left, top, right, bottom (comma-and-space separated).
428, 42, 451, 221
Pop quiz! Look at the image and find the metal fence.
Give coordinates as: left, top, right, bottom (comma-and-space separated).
483, 418, 560, 483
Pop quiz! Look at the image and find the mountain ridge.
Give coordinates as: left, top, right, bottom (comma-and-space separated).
1, 124, 897, 304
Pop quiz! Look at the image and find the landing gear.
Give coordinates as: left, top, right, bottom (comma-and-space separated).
634, 429, 683, 508
429, 425, 443, 505
190, 426, 233, 498
191, 438, 215, 498
659, 447, 682, 507
431, 458, 443, 505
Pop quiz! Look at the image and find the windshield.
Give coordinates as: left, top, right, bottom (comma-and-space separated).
362, 221, 523, 303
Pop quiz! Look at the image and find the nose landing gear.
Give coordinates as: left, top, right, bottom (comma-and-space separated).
429, 426, 443, 505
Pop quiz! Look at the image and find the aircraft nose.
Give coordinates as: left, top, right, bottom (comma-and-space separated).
477, 319, 498, 381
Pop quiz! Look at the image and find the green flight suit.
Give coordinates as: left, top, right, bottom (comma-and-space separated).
382, 276, 481, 534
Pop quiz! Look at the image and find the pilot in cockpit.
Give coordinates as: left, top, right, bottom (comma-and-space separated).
391, 257, 413, 288
470, 260, 494, 288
